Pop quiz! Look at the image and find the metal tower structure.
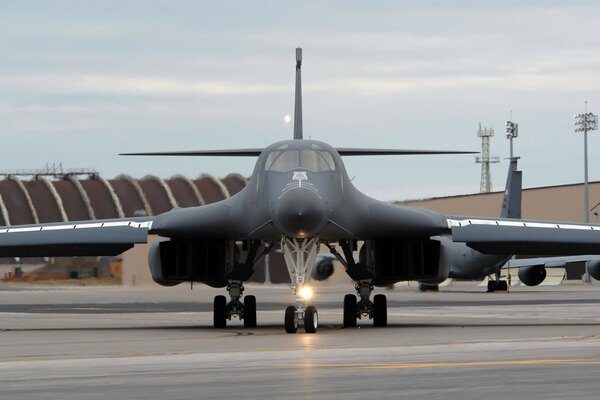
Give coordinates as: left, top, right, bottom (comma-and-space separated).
475, 123, 499, 193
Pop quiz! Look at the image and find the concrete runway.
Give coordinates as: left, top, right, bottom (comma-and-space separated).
2, 283, 600, 399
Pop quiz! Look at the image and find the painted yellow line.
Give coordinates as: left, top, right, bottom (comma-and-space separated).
283, 359, 600, 370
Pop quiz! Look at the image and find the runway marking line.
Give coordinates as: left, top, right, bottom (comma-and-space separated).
283, 359, 600, 370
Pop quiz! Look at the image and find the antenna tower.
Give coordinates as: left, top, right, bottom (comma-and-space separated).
475, 123, 500, 193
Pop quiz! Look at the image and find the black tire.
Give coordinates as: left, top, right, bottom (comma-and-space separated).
213, 295, 227, 328
285, 305, 298, 333
373, 294, 387, 327
419, 283, 439, 292
343, 294, 357, 328
243, 295, 257, 328
497, 280, 508, 291
487, 280, 497, 293
304, 306, 318, 334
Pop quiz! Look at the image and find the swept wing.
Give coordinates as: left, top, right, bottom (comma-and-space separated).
449, 218, 600, 255
0, 219, 152, 257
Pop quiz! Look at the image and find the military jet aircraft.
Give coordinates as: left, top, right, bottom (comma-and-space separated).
421, 155, 600, 292
3, 48, 600, 334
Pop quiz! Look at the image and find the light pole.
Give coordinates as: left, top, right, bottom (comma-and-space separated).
574, 103, 598, 224
574, 102, 598, 283
506, 120, 518, 159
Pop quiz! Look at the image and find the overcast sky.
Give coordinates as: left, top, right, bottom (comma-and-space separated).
1, 1, 599, 200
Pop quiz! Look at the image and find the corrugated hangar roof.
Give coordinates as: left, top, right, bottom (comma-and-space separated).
0, 173, 249, 226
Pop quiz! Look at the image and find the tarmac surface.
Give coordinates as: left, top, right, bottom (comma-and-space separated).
2, 282, 600, 399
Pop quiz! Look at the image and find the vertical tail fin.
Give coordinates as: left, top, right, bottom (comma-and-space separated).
293, 47, 303, 140
500, 157, 522, 219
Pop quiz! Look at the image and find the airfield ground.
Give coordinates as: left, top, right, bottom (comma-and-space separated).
1, 283, 600, 399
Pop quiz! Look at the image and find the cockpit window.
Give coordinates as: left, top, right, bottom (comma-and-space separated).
266, 151, 298, 172
317, 152, 336, 170
265, 149, 336, 172
300, 150, 335, 172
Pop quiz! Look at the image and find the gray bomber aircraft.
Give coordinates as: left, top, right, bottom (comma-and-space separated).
4, 48, 600, 334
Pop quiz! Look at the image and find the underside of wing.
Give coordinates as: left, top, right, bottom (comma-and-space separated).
449, 218, 600, 255
120, 149, 264, 157
0, 219, 153, 257
121, 148, 476, 157
504, 255, 600, 269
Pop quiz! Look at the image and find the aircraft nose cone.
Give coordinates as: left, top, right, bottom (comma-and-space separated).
274, 188, 326, 238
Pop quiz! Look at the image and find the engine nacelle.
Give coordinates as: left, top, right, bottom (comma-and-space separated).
311, 255, 335, 281
518, 265, 547, 286
586, 259, 600, 281
359, 237, 451, 286
148, 239, 180, 287
148, 238, 239, 288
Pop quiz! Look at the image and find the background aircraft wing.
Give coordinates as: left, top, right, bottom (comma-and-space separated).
0, 219, 153, 257
502, 255, 600, 269
449, 218, 600, 255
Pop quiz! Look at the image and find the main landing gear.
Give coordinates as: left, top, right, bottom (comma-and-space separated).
487, 270, 509, 292
213, 280, 257, 328
323, 240, 387, 328
343, 280, 387, 328
281, 237, 319, 333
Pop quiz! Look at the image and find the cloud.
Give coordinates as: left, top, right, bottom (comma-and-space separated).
3, 62, 600, 100
0, 75, 288, 96
0, 102, 90, 114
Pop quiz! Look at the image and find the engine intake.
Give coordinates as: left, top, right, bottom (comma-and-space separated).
148, 238, 240, 288
359, 238, 451, 286
518, 265, 547, 286
311, 255, 335, 281
586, 260, 600, 281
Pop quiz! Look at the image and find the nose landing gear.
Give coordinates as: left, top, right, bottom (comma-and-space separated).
281, 236, 320, 333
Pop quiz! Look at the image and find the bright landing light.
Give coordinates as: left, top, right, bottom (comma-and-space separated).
283, 114, 292, 124
299, 286, 313, 300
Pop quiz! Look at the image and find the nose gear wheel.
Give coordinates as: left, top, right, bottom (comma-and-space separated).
281, 236, 320, 333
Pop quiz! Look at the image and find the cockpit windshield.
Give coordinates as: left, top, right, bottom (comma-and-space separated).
265, 148, 336, 173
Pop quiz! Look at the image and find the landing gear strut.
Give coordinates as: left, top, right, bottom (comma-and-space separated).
487, 271, 509, 292
343, 280, 387, 327
213, 280, 257, 328
281, 236, 319, 333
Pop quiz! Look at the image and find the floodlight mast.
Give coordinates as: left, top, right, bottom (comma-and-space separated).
574, 101, 598, 283
574, 102, 599, 224
506, 120, 518, 159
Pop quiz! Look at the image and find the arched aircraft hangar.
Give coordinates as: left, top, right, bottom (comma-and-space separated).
0, 170, 247, 225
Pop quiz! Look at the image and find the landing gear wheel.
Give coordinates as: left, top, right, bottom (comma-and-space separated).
419, 283, 439, 292
285, 305, 298, 333
213, 295, 227, 328
373, 294, 387, 327
304, 306, 318, 333
343, 294, 357, 328
487, 280, 508, 292
243, 295, 257, 328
